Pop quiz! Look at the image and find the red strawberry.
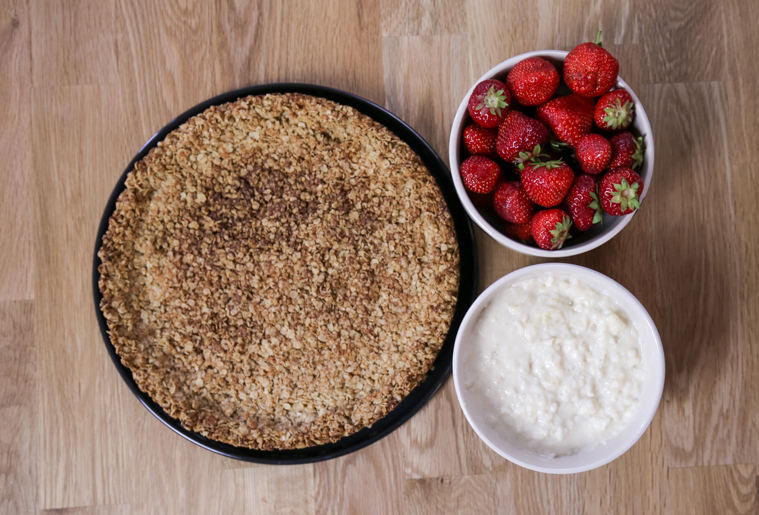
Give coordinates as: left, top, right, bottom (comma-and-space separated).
468, 79, 510, 128
460, 156, 501, 194
493, 181, 535, 224
609, 131, 644, 170
564, 31, 619, 98
535, 94, 595, 147
521, 160, 575, 208
575, 134, 611, 175
463, 124, 498, 157
496, 111, 549, 164
506, 57, 560, 106
565, 175, 603, 231
531, 209, 572, 250
504, 220, 533, 242
599, 168, 643, 216
594, 89, 635, 131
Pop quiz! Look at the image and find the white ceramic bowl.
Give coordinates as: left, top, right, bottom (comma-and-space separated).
452, 263, 664, 474
449, 51, 655, 257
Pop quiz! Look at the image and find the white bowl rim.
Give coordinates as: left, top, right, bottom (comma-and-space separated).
448, 50, 655, 257
452, 263, 665, 474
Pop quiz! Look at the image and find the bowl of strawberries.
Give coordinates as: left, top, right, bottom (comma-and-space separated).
449, 34, 653, 256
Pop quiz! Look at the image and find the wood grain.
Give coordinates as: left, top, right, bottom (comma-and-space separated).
405, 475, 498, 515
0, 0, 33, 301
5, 0, 759, 513
396, 381, 466, 479
723, 0, 759, 158
382, 34, 468, 163
664, 464, 757, 515
215, 0, 386, 106
0, 301, 36, 515
646, 81, 752, 467
30, 0, 117, 87
115, 0, 218, 140
222, 465, 315, 515
314, 433, 403, 515
550, 0, 641, 48
464, 0, 547, 81
512, 469, 583, 514
639, 0, 726, 84
381, 0, 465, 36
600, 413, 666, 515
32, 84, 134, 510
732, 163, 759, 467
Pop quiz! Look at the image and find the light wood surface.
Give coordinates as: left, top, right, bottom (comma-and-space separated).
1, 0, 758, 513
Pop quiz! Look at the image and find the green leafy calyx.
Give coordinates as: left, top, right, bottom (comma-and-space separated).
531, 158, 564, 171
589, 190, 604, 226
514, 144, 549, 170
549, 216, 573, 249
550, 140, 569, 151
476, 86, 509, 117
603, 99, 634, 130
610, 179, 640, 213
632, 136, 645, 169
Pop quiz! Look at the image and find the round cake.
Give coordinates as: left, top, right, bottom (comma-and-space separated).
98, 93, 460, 450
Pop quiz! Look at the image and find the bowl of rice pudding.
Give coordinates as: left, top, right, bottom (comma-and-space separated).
452, 263, 664, 474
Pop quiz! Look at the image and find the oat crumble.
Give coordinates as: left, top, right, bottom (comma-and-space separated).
98, 93, 460, 450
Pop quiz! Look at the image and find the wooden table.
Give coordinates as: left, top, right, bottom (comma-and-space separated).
2, 0, 757, 513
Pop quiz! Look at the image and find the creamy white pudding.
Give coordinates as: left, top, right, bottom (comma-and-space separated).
461, 272, 644, 456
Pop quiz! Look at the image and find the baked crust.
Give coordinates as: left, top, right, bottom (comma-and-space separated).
98, 93, 460, 450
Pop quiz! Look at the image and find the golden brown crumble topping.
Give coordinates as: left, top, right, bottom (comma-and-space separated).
98, 93, 460, 450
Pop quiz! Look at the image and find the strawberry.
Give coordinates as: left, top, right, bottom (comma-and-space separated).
564, 31, 619, 98
463, 124, 498, 157
496, 111, 549, 165
594, 89, 635, 131
468, 79, 510, 128
493, 181, 535, 224
575, 133, 611, 175
535, 94, 595, 147
460, 156, 501, 194
504, 220, 533, 243
609, 131, 644, 170
565, 175, 603, 230
531, 209, 572, 250
506, 57, 560, 106
521, 160, 574, 207
599, 167, 643, 216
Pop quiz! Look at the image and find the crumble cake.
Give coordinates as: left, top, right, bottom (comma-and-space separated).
98, 93, 460, 450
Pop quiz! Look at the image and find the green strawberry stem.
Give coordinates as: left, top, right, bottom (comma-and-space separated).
603, 99, 634, 130
550, 216, 572, 250
632, 136, 645, 169
610, 179, 640, 213
515, 144, 549, 170
531, 158, 564, 170
550, 140, 569, 151
596, 30, 603, 47
476, 86, 509, 117
589, 190, 604, 226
